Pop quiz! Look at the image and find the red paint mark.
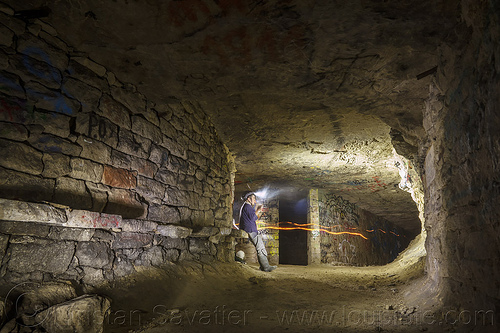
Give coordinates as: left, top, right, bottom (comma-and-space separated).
218, 0, 246, 15
202, 23, 309, 66
167, 0, 211, 27
0, 99, 18, 121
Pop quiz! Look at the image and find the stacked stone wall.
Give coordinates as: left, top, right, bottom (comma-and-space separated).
0, 5, 235, 287
318, 191, 409, 266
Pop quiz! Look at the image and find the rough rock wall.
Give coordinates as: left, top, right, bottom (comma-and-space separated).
422, 0, 500, 317
0, 7, 235, 286
318, 191, 408, 266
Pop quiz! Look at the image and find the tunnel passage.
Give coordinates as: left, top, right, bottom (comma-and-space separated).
0, 0, 499, 332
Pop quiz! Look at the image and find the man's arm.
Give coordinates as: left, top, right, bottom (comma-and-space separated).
255, 204, 263, 219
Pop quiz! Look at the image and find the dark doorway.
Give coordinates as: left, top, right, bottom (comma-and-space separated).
279, 195, 308, 265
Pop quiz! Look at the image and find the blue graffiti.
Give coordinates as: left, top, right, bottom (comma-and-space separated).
20, 47, 75, 115
25, 87, 74, 115
21, 47, 61, 83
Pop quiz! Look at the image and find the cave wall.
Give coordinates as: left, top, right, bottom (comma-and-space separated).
318, 191, 408, 266
422, 0, 500, 317
0, 8, 235, 287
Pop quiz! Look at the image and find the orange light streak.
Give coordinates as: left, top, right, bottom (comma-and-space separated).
260, 225, 369, 240
256, 221, 401, 240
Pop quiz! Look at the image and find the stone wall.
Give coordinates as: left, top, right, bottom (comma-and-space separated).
421, 0, 500, 315
0, 6, 235, 286
318, 191, 409, 266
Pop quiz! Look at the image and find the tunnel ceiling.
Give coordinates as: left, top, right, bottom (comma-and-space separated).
6, 0, 459, 236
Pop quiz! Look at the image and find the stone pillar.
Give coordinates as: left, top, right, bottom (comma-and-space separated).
307, 188, 321, 264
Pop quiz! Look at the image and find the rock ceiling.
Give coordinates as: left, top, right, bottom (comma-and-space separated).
6, 0, 459, 236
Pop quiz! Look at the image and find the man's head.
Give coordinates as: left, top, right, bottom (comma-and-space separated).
243, 192, 256, 205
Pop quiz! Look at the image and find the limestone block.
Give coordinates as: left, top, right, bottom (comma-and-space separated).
148, 144, 168, 166
39, 31, 68, 54
91, 229, 114, 242
69, 157, 103, 183
110, 85, 146, 115
159, 117, 178, 138
85, 181, 109, 212
29, 134, 82, 156
161, 135, 186, 159
120, 219, 157, 233
231, 229, 248, 238
130, 157, 157, 178
27, 23, 42, 36
66, 210, 122, 229
33, 19, 57, 36
0, 12, 25, 35
7, 240, 75, 273
188, 238, 212, 254
0, 198, 66, 224
111, 232, 152, 249
0, 138, 43, 174
28, 110, 72, 138
101, 165, 137, 189
62, 77, 102, 113
76, 241, 112, 268
0, 121, 28, 141
165, 248, 180, 262
0, 70, 25, 98
9, 53, 61, 89
164, 188, 192, 207
156, 224, 191, 238
106, 72, 116, 86
138, 246, 165, 266
36, 294, 111, 333
105, 187, 144, 218
117, 129, 151, 159
177, 206, 192, 222
187, 150, 206, 169
154, 167, 178, 186
160, 236, 188, 250
131, 115, 162, 143
0, 167, 55, 201
72, 56, 106, 77
48, 226, 95, 241
110, 148, 131, 168
136, 176, 165, 200
169, 115, 184, 132
142, 107, 160, 127
191, 226, 218, 238
17, 33, 69, 72
67, 59, 109, 92
77, 135, 111, 164
188, 140, 200, 153
148, 204, 181, 223
0, 2, 14, 15
209, 233, 222, 244
42, 152, 71, 178
113, 257, 135, 277
177, 174, 194, 192
54, 177, 92, 210
98, 94, 131, 129
16, 281, 77, 319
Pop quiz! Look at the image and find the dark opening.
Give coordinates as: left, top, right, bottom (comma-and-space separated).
279, 195, 308, 265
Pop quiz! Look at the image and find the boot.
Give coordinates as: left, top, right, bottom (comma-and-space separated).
257, 253, 277, 272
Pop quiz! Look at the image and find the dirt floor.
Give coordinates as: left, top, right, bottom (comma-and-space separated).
97, 251, 458, 333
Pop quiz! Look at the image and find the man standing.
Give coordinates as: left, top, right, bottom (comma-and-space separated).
239, 192, 277, 272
